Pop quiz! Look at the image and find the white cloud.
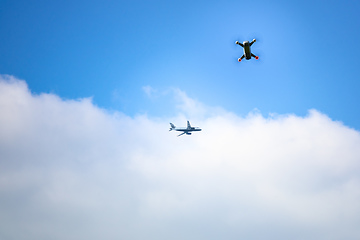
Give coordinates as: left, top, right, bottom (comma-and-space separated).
142, 85, 157, 99
1, 75, 360, 240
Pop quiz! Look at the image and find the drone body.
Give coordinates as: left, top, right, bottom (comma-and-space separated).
235, 39, 259, 62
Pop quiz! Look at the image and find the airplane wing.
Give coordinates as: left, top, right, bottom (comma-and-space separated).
187, 121, 191, 129
177, 132, 186, 137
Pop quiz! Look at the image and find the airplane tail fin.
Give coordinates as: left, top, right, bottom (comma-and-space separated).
169, 123, 176, 131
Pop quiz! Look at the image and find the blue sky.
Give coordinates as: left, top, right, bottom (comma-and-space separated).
1, 1, 360, 239
1, 0, 360, 128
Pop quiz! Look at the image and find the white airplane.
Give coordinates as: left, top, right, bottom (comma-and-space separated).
169, 121, 202, 137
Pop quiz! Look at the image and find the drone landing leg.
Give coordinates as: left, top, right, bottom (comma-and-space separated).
249, 39, 256, 46
238, 55, 245, 62
251, 53, 259, 60
235, 41, 244, 47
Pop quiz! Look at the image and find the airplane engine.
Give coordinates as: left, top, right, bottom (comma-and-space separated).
186, 132, 192, 135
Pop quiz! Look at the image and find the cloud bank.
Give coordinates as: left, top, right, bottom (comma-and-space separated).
0, 75, 360, 240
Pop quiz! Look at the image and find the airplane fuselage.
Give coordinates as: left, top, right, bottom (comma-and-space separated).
174, 128, 201, 133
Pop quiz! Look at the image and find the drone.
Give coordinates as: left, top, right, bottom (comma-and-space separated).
235, 39, 259, 62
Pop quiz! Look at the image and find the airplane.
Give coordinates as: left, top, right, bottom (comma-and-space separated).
169, 121, 202, 137
235, 39, 259, 62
